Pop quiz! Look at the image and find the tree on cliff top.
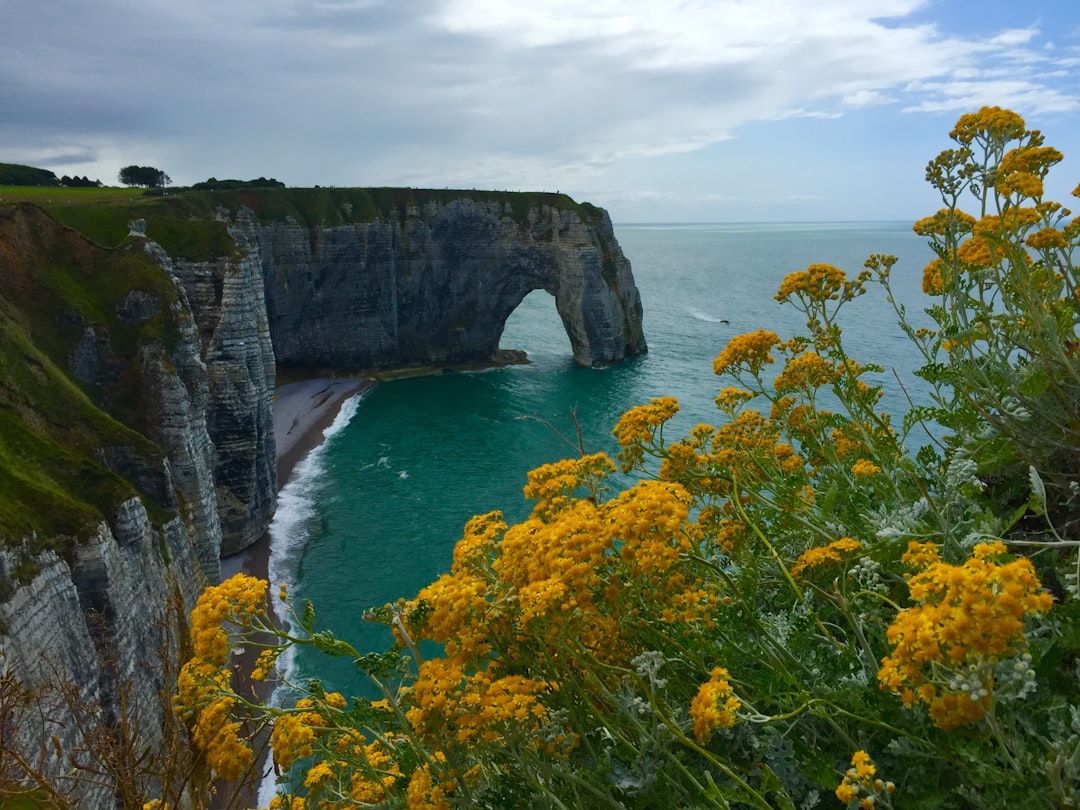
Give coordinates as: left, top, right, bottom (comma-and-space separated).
118, 165, 170, 188
0, 162, 60, 186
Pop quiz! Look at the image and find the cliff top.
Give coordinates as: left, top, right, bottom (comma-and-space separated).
0, 185, 610, 262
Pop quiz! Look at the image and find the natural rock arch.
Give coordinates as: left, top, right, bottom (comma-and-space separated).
251, 198, 647, 371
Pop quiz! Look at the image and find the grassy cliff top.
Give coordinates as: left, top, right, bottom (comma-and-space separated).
0, 204, 172, 559
0, 185, 608, 261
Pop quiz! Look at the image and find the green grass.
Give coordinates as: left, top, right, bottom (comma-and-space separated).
0, 185, 143, 204
0, 208, 173, 553
3, 185, 607, 255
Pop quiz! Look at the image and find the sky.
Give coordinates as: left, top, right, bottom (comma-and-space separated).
4, 0, 1080, 222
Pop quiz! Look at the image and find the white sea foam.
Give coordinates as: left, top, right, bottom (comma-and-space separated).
687, 308, 731, 324
258, 392, 362, 805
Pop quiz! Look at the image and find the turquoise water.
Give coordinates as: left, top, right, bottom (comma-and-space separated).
266, 222, 936, 697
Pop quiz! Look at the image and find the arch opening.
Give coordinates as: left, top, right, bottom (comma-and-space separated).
498, 289, 573, 363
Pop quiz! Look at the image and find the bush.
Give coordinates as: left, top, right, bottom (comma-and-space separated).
177, 107, 1080, 809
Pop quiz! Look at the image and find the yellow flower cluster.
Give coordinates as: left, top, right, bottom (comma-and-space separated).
790, 537, 863, 578
192, 696, 252, 780
405, 659, 549, 746
714, 386, 754, 415
949, 105, 1026, 146
689, 666, 741, 744
772, 351, 835, 394
713, 329, 781, 377
835, 750, 895, 808
415, 569, 493, 660
496, 498, 609, 624
612, 397, 680, 471
405, 763, 451, 810
913, 208, 976, 238
451, 510, 506, 573
267, 797, 306, 810
174, 659, 229, 722
348, 740, 402, 803
878, 541, 1054, 729
774, 262, 855, 303
999, 144, 1062, 177
831, 427, 865, 459
1027, 226, 1068, 250
251, 648, 280, 682
850, 459, 881, 477
188, 573, 266, 665
921, 258, 946, 295
522, 452, 615, 517
608, 481, 691, 576
996, 171, 1044, 199
271, 703, 326, 770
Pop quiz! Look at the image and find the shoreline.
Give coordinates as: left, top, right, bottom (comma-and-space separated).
219, 377, 375, 584
214, 377, 373, 808
213, 358, 525, 805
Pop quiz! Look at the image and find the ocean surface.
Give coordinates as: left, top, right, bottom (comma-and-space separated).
265, 221, 937, 701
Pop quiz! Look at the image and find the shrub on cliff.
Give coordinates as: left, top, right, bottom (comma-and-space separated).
178, 108, 1080, 809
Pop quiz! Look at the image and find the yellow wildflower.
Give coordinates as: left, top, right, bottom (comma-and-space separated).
774, 263, 849, 303
713, 329, 781, 376
949, 106, 1026, 146
836, 751, 894, 808
690, 666, 741, 744
1026, 227, 1067, 250
878, 546, 1054, 729
851, 459, 881, 477
613, 398, 680, 471
790, 537, 862, 578
773, 351, 835, 394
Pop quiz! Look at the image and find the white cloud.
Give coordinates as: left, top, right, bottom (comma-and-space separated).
3, 0, 1079, 219
843, 90, 897, 108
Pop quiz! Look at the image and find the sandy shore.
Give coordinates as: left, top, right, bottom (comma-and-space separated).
219, 376, 374, 582
211, 378, 373, 807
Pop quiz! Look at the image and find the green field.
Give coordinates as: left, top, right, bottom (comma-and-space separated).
0, 185, 144, 204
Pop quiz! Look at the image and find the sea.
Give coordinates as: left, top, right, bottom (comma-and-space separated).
264, 221, 938, 706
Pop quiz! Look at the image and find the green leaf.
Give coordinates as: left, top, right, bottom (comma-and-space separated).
1028, 466, 1047, 516
1017, 368, 1051, 398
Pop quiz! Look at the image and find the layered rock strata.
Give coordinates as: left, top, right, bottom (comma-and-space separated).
247, 199, 646, 370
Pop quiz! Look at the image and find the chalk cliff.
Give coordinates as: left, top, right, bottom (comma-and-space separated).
0, 188, 646, 802
247, 198, 646, 370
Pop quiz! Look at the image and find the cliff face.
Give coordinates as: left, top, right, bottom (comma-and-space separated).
152, 227, 277, 557
0, 188, 645, 802
0, 204, 223, 803
248, 199, 646, 370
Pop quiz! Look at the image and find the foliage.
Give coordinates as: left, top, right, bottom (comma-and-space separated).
0, 163, 59, 187
119, 165, 171, 188
190, 177, 286, 190
176, 108, 1080, 808
58, 175, 101, 188
0, 206, 183, 553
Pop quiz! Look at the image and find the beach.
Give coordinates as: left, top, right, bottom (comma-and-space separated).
210, 377, 372, 808
219, 377, 374, 583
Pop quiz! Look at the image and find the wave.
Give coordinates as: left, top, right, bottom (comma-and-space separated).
687, 308, 731, 325
258, 392, 362, 805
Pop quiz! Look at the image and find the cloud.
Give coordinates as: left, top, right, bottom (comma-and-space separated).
2, 0, 1079, 219
842, 90, 897, 108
